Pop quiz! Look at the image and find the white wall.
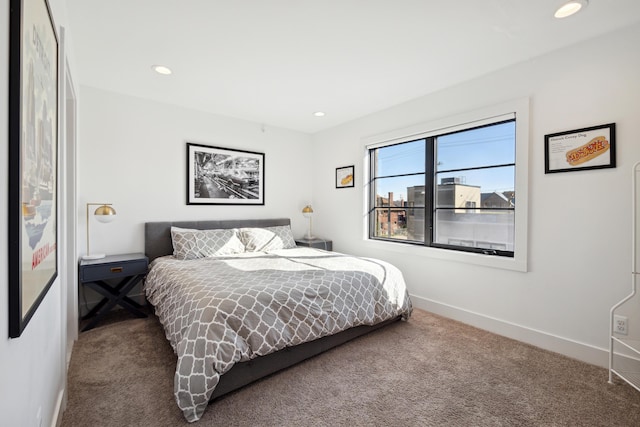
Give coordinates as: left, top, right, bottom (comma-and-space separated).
0, 0, 77, 426
311, 23, 640, 366
77, 86, 313, 258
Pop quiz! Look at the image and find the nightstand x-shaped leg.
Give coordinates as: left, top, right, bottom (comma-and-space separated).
81, 273, 147, 331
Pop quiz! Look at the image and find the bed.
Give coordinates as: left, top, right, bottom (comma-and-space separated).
144, 218, 412, 422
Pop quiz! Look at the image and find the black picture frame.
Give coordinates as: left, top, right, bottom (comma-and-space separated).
187, 143, 265, 205
8, 0, 59, 338
336, 165, 355, 188
544, 123, 616, 174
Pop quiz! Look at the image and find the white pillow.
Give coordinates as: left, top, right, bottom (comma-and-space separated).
238, 225, 297, 252
171, 227, 245, 260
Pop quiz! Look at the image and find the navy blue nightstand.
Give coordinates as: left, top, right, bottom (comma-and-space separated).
295, 238, 333, 251
79, 253, 148, 331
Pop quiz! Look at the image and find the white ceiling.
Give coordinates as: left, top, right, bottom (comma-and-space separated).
66, 0, 640, 134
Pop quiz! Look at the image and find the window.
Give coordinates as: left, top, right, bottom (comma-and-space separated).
369, 117, 516, 257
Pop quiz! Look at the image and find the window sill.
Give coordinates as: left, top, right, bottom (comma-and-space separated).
363, 238, 527, 272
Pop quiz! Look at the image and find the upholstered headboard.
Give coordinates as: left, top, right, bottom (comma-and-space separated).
144, 218, 291, 263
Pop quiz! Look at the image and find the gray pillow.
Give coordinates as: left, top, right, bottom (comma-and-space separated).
171, 227, 245, 260
238, 226, 297, 252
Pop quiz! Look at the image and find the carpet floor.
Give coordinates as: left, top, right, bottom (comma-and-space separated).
61, 308, 640, 426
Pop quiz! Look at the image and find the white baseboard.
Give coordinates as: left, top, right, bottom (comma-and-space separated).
410, 294, 609, 368
52, 388, 65, 427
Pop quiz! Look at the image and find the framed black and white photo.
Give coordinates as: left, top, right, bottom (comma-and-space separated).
187, 143, 265, 205
336, 165, 354, 188
545, 123, 616, 174
8, 0, 59, 338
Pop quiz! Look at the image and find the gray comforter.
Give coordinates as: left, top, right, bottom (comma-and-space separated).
145, 247, 412, 422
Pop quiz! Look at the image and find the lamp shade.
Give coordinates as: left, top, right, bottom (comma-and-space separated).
94, 204, 116, 223
302, 205, 313, 218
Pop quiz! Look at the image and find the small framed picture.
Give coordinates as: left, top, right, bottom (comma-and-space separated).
336, 165, 354, 188
544, 123, 616, 174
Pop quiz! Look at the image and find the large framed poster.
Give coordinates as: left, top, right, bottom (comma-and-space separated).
8, 0, 59, 338
187, 143, 265, 205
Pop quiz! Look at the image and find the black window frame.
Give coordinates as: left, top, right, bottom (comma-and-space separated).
368, 119, 516, 258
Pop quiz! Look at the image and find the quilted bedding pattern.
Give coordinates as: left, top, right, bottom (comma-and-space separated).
145, 247, 412, 422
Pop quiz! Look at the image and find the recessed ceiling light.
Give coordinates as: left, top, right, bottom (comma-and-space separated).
152, 65, 172, 75
554, 0, 588, 19
313, 111, 325, 117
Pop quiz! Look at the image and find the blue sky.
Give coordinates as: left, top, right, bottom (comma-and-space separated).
374, 121, 515, 201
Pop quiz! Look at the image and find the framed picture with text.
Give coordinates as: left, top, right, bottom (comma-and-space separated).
545, 123, 616, 174
8, 0, 59, 338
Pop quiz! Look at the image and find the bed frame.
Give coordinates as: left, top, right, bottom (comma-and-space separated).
144, 218, 401, 400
